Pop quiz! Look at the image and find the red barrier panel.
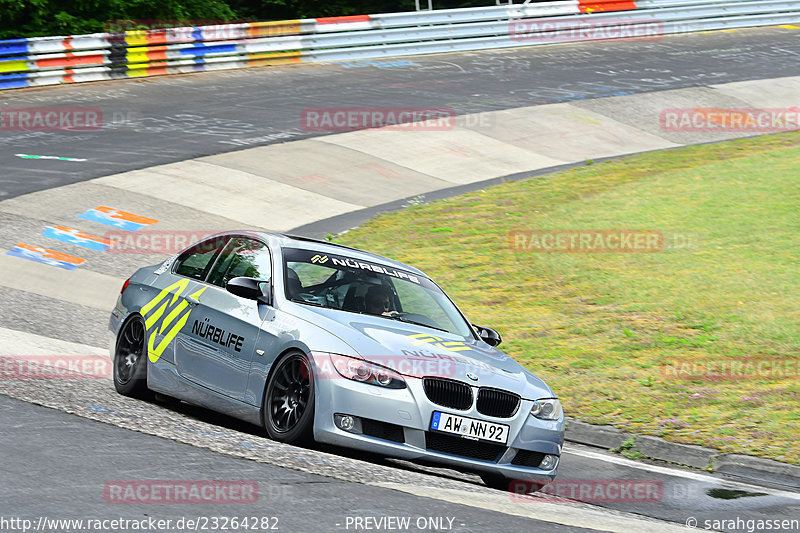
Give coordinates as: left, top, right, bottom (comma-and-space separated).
315, 15, 372, 25
35, 53, 107, 69
579, 0, 638, 13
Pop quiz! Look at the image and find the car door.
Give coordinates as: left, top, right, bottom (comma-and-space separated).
174, 236, 272, 401
141, 235, 228, 368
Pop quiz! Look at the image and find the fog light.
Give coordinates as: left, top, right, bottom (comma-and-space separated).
539, 454, 558, 470
334, 413, 362, 434
340, 415, 355, 431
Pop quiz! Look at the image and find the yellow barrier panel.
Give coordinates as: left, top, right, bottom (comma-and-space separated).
0, 60, 29, 73
248, 20, 303, 38
248, 51, 303, 66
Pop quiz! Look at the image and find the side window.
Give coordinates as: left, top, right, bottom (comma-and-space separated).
207, 238, 271, 288
174, 236, 228, 280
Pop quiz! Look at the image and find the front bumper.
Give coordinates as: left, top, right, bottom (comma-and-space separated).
311, 354, 564, 482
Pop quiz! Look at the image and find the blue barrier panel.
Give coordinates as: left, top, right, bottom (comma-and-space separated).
0, 38, 30, 57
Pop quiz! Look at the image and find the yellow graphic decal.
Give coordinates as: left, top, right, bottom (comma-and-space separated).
407, 333, 473, 352
311, 254, 329, 264
140, 279, 207, 362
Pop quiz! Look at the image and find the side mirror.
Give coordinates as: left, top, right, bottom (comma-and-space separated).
473, 324, 502, 347
226, 277, 272, 306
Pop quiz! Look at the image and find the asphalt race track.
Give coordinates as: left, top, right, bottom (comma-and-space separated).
2, 26, 800, 200
1, 26, 800, 533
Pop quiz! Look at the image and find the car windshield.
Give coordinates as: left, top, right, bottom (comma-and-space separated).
283, 247, 474, 337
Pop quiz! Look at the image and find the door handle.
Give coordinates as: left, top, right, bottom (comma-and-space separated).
184, 295, 200, 306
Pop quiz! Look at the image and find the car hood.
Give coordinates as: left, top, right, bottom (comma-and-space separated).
289, 305, 555, 400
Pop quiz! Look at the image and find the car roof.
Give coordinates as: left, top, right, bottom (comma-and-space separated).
218, 230, 428, 277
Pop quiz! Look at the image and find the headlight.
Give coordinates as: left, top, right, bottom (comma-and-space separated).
329, 354, 406, 389
530, 398, 562, 420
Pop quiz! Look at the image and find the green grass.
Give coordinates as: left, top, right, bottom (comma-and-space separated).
336, 132, 800, 465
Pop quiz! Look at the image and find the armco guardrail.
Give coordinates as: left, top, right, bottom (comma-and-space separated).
1, 0, 799, 89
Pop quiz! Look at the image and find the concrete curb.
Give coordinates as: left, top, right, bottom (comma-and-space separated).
564, 418, 800, 490
714, 454, 800, 490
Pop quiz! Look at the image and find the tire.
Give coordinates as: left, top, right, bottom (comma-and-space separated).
263, 351, 315, 445
480, 474, 545, 493
113, 315, 150, 397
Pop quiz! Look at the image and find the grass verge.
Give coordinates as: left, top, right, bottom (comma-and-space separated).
336, 132, 800, 464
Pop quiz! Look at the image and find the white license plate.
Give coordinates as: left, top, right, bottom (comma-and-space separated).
430, 411, 509, 444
